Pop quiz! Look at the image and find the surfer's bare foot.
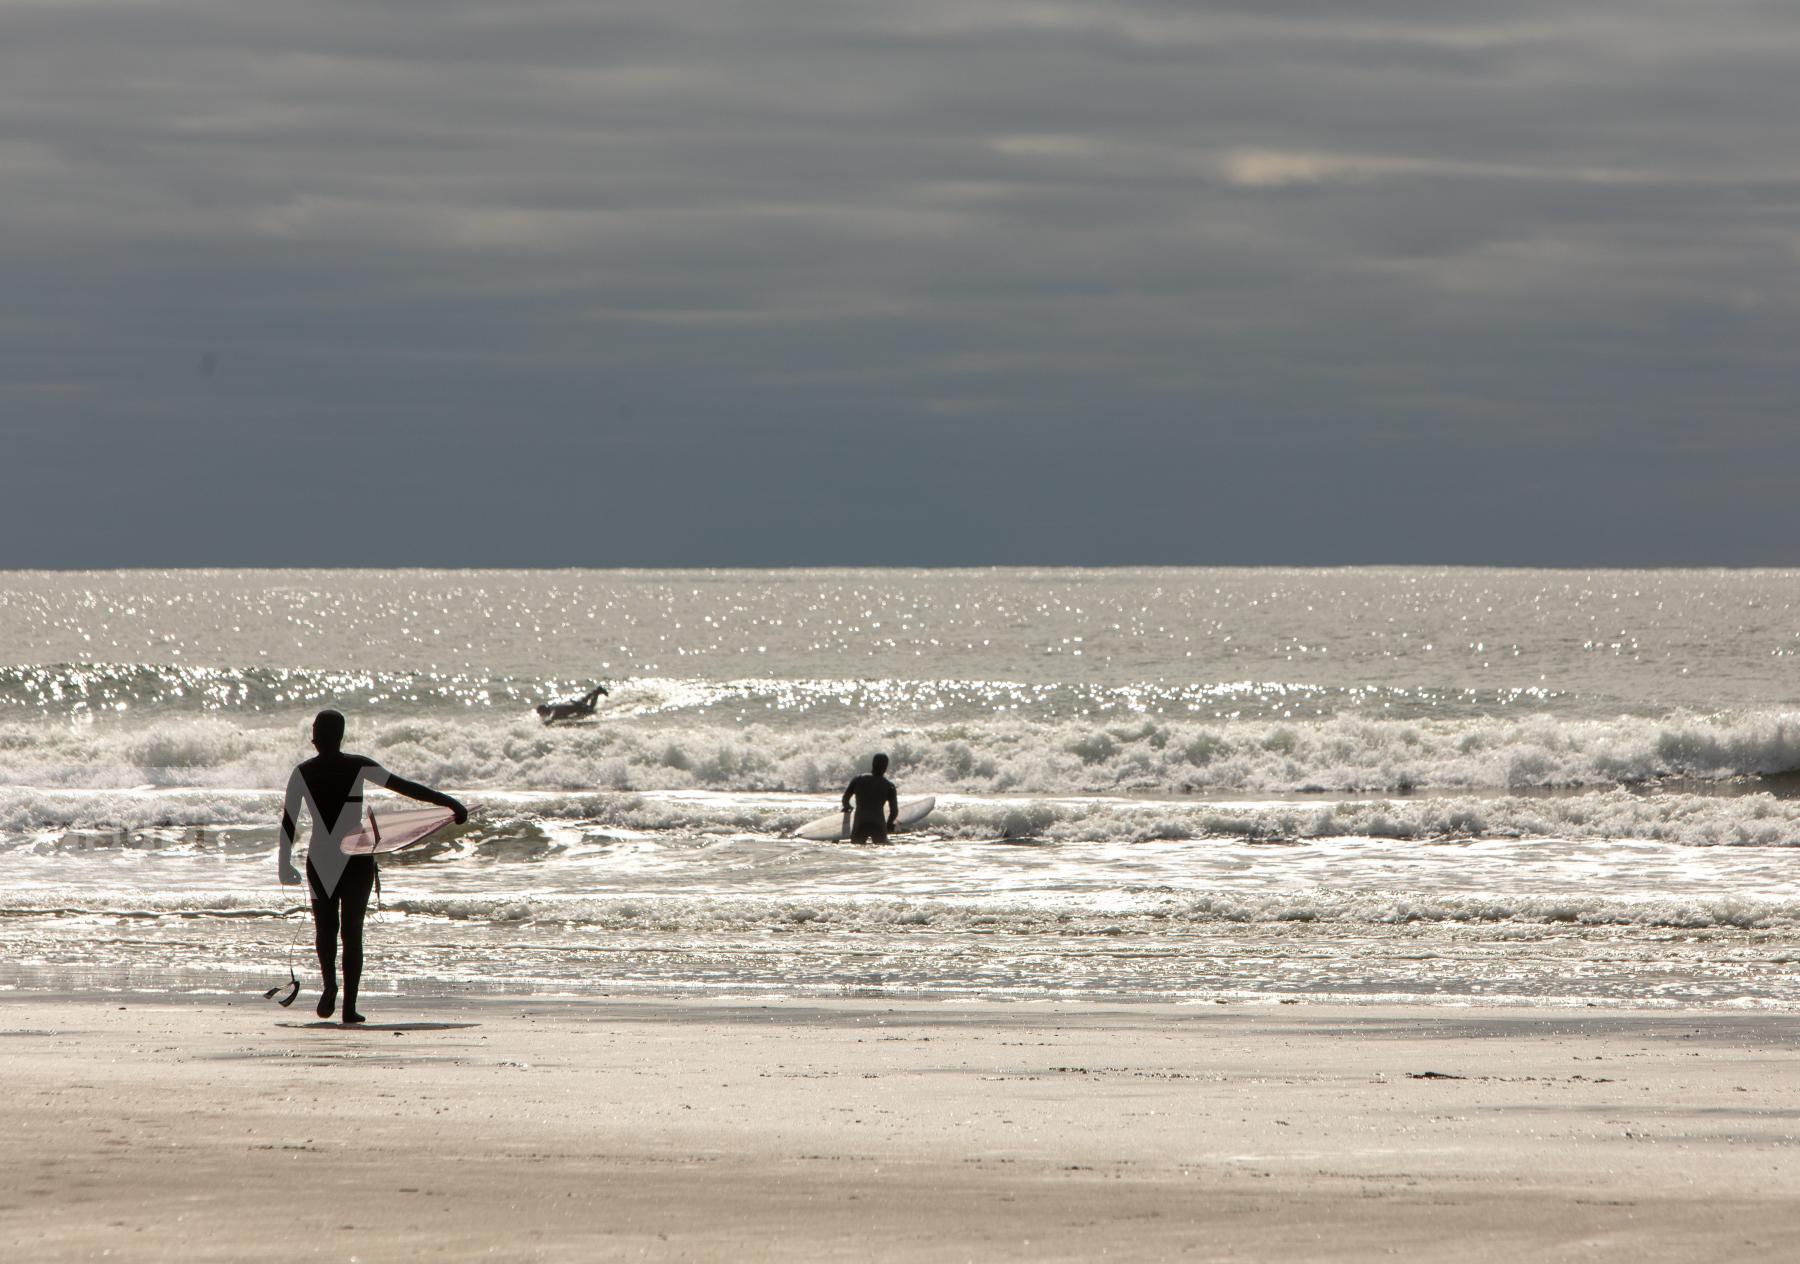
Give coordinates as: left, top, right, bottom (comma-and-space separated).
316, 984, 337, 1020
342, 1010, 366, 1025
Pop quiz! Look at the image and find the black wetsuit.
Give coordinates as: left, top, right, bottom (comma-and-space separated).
537, 684, 608, 723
841, 773, 899, 844
307, 853, 376, 1014
280, 751, 458, 1021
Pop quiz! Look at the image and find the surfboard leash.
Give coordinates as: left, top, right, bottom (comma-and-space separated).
370, 809, 383, 915
263, 869, 302, 1007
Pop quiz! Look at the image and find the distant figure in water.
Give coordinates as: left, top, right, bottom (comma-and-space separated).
278, 709, 466, 1025
537, 683, 609, 724
841, 752, 900, 845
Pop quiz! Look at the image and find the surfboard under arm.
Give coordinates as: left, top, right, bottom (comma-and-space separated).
794, 796, 936, 842
339, 805, 458, 856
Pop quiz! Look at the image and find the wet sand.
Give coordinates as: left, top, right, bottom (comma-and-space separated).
4, 994, 1797, 1261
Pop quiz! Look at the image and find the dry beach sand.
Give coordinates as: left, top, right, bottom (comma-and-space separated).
4, 995, 1798, 1261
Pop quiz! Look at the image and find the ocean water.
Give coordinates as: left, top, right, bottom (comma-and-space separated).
5, 567, 1800, 1008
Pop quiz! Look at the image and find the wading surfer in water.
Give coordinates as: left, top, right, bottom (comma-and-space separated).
840, 753, 900, 845
277, 710, 467, 1024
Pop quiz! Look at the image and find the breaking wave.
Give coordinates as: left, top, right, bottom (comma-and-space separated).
6, 708, 1800, 797
6, 785, 1800, 850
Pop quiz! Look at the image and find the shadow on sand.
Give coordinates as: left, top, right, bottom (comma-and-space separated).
275, 1021, 480, 1032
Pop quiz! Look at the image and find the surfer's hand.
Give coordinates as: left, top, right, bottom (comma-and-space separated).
450, 798, 469, 825
278, 859, 302, 886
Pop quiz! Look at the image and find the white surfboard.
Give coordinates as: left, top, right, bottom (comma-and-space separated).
340, 805, 459, 856
794, 796, 936, 842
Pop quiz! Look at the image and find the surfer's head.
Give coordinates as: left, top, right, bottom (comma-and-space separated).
312, 709, 346, 753
871, 752, 889, 775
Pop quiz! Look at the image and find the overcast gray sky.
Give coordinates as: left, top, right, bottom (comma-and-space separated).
5, 1, 1799, 566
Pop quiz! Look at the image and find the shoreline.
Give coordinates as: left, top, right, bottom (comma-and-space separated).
6, 992, 1797, 1260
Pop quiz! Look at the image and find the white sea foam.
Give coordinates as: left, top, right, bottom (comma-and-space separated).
384, 890, 1800, 931
4, 887, 1796, 932
6, 783, 1800, 851
6, 708, 1800, 798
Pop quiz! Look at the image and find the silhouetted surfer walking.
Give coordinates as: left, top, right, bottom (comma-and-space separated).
278, 710, 466, 1024
840, 753, 900, 845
